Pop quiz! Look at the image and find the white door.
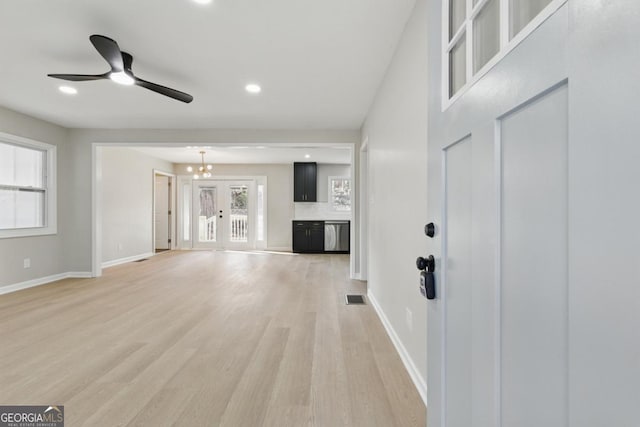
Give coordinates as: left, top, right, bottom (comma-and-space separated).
427, 1, 640, 426
154, 174, 170, 251
192, 180, 254, 250
192, 181, 221, 249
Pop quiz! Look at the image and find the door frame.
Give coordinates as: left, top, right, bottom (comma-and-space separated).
152, 169, 176, 253
91, 141, 356, 278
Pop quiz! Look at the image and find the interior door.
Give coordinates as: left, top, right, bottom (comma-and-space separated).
154, 174, 170, 251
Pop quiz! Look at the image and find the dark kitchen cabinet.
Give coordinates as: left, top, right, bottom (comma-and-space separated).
292, 221, 324, 253
293, 162, 317, 202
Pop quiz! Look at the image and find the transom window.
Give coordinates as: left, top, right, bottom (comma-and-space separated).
0, 134, 56, 238
445, 0, 564, 104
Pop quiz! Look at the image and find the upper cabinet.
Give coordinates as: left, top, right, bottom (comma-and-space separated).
293, 162, 317, 202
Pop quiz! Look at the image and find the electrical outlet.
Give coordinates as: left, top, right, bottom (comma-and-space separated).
117, 243, 123, 251
23, 258, 31, 269
405, 308, 413, 331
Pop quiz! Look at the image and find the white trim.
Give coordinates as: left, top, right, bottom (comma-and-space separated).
92, 145, 102, 277
367, 289, 428, 405
349, 144, 356, 279
101, 252, 154, 269
494, 119, 503, 427
0, 271, 92, 296
91, 141, 356, 285
442, 0, 568, 110
152, 169, 176, 252
358, 136, 369, 281
0, 132, 57, 239
440, 147, 449, 427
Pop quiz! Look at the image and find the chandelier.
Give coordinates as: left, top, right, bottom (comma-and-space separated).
187, 151, 213, 179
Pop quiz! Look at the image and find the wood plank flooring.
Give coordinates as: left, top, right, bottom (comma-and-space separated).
0, 251, 426, 426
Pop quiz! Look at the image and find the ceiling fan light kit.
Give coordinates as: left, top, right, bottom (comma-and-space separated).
48, 34, 193, 103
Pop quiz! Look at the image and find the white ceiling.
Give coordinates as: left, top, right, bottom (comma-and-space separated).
0, 0, 415, 130
130, 144, 351, 164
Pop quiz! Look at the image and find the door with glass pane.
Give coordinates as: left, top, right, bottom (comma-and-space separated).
192, 182, 221, 249
192, 180, 254, 250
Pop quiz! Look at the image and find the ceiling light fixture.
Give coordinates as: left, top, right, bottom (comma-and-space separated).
59, 86, 77, 95
245, 83, 261, 94
187, 151, 213, 179
305, 154, 311, 159
192, 0, 212, 4
109, 71, 135, 86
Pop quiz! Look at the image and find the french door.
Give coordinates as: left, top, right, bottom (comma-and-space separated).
192, 180, 254, 250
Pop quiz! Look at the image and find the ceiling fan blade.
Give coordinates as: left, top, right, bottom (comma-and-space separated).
90, 34, 124, 71
47, 73, 108, 81
135, 77, 194, 103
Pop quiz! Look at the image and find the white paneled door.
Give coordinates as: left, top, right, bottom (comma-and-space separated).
427, 0, 640, 425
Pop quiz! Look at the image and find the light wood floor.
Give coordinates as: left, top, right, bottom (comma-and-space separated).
0, 251, 426, 427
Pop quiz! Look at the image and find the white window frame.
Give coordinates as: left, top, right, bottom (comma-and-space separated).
442, 0, 567, 110
328, 176, 352, 212
0, 132, 57, 239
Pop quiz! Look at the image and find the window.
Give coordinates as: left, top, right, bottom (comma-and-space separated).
0, 133, 56, 238
328, 177, 351, 212
444, 0, 563, 103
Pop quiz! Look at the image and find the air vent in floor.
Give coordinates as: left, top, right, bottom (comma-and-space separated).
345, 294, 365, 305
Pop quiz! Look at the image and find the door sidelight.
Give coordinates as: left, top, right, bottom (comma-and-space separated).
416, 255, 436, 300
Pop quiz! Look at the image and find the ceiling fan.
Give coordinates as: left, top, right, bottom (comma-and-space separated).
48, 35, 193, 103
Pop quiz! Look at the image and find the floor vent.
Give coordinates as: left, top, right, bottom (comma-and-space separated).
345, 294, 365, 305
134, 258, 149, 263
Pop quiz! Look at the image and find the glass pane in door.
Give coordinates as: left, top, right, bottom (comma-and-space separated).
473, 0, 500, 73
229, 185, 248, 242
509, 0, 552, 39
449, 36, 467, 98
198, 187, 217, 242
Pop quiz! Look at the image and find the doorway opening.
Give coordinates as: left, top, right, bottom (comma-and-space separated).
153, 170, 175, 254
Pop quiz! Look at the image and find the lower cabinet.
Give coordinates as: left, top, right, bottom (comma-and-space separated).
292, 221, 324, 253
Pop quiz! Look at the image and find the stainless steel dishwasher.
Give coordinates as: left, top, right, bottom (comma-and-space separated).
324, 221, 349, 252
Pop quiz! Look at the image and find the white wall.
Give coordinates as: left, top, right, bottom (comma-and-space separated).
361, 0, 428, 395
0, 107, 72, 288
174, 163, 293, 250
101, 147, 173, 264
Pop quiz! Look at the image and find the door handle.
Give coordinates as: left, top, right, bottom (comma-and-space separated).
416, 255, 436, 300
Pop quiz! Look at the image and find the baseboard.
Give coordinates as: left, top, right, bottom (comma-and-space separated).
367, 289, 428, 406
265, 246, 291, 252
68, 272, 93, 278
101, 252, 154, 269
0, 271, 93, 296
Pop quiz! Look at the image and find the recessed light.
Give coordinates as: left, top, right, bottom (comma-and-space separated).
305, 154, 311, 159
59, 86, 77, 95
192, 0, 212, 4
245, 83, 261, 94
